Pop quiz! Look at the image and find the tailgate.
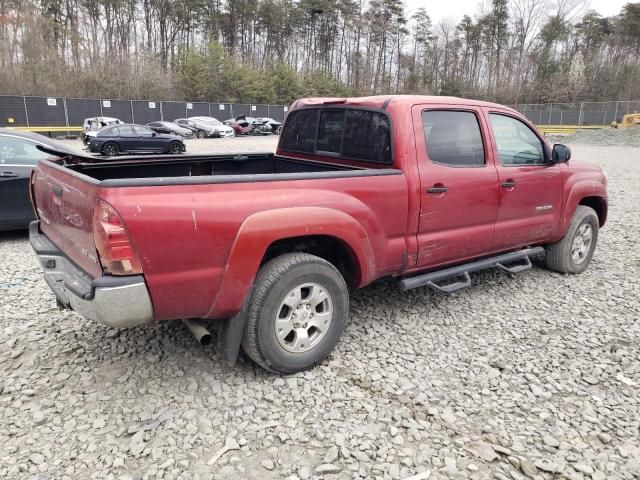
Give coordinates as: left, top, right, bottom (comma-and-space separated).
32, 160, 103, 279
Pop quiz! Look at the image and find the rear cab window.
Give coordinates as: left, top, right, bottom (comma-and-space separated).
280, 108, 392, 165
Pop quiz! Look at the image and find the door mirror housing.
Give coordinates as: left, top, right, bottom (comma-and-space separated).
151, 132, 156, 137
552, 144, 571, 163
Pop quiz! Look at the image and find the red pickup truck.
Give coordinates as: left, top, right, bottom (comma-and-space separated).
29, 96, 608, 373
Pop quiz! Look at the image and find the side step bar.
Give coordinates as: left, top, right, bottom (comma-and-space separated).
398, 246, 545, 293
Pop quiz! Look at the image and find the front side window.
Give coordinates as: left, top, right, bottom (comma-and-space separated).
118, 125, 135, 136
489, 114, 545, 166
280, 109, 318, 153
133, 125, 153, 135
0, 137, 52, 165
422, 110, 485, 166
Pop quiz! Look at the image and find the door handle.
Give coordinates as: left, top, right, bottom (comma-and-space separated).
501, 180, 517, 188
427, 185, 448, 194
0, 171, 18, 178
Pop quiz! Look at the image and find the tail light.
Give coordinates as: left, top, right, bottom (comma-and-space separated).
93, 199, 143, 275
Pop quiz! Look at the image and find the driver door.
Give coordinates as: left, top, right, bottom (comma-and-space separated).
487, 109, 563, 249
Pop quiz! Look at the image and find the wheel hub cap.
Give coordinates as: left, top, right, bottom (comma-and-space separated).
275, 282, 333, 353
571, 223, 593, 264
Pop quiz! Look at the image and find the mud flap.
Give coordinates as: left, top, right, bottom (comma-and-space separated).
217, 293, 251, 367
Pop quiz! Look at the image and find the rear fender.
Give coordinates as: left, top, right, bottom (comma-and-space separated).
207, 207, 375, 319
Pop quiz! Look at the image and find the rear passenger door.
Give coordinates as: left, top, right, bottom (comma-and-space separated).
412, 106, 500, 268
486, 110, 563, 249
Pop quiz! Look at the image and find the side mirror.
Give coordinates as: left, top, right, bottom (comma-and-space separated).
552, 144, 571, 163
152, 132, 157, 137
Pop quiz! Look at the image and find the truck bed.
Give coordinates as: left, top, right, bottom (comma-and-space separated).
62, 152, 384, 186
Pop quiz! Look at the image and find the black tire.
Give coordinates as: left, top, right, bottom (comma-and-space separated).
196, 130, 206, 139
102, 142, 119, 156
545, 205, 599, 274
168, 141, 183, 154
242, 253, 349, 374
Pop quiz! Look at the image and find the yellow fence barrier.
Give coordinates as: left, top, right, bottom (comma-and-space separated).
536, 124, 608, 135
12, 126, 83, 133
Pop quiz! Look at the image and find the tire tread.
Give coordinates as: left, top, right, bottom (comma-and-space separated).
242, 253, 347, 374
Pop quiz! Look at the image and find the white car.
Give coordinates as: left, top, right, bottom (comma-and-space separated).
189, 116, 235, 138
82, 117, 123, 144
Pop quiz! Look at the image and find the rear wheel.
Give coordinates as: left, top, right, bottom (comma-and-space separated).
102, 142, 119, 156
242, 253, 349, 374
168, 141, 182, 154
545, 205, 599, 274
196, 130, 206, 139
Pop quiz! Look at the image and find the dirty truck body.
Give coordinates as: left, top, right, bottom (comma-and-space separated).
29, 95, 608, 373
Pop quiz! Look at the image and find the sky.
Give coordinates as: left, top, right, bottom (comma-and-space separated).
403, 0, 632, 24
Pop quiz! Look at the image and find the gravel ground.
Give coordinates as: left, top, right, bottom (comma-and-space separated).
1, 144, 639, 480
547, 126, 640, 147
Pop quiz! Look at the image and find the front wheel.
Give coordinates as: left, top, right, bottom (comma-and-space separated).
545, 205, 599, 274
168, 141, 183, 154
242, 253, 349, 374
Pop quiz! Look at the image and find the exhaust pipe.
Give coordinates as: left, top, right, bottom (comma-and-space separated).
182, 319, 212, 346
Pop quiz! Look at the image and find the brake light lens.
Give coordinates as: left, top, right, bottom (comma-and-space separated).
93, 199, 143, 275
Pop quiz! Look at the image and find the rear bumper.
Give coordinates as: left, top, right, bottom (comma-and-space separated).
29, 221, 154, 328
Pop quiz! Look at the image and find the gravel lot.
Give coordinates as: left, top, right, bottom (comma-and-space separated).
1, 143, 639, 480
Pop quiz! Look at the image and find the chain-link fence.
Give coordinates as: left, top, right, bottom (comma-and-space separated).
0, 95, 289, 128
509, 101, 640, 126
2, 95, 638, 129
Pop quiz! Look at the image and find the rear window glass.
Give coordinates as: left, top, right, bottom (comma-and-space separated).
280, 109, 318, 153
343, 110, 391, 163
280, 108, 392, 164
317, 110, 344, 154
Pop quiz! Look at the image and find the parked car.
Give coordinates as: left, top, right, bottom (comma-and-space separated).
224, 115, 273, 135
147, 121, 194, 138
82, 117, 123, 144
29, 95, 607, 374
255, 117, 283, 134
0, 129, 74, 231
223, 120, 253, 136
87, 124, 185, 156
175, 118, 225, 138
189, 116, 235, 138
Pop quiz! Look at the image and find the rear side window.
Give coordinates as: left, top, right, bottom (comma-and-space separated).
280, 108, 392, 164
280, 109, 318, 153
422, 110, 485, 166
101, 126, 119, 136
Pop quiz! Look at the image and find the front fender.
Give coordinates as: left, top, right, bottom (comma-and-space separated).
207, 206, 376, 319
557, 180, 607, 238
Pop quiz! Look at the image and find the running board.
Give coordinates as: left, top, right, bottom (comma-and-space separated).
398, 247, 545, 293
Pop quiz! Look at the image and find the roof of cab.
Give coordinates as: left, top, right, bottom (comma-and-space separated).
293, 95, 517, 114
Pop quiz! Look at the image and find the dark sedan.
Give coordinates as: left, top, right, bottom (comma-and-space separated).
147, 121, 194, 138
0, 129, 75, 231
88, 124, 185, 156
